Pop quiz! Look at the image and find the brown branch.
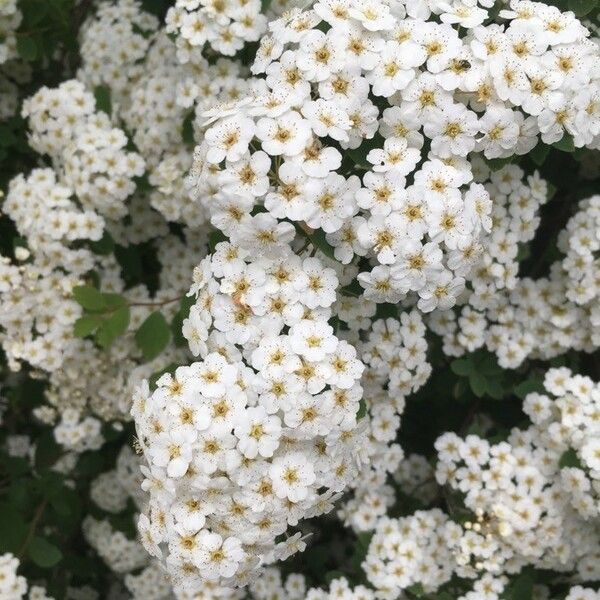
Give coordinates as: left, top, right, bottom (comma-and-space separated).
18, 499, 47, 559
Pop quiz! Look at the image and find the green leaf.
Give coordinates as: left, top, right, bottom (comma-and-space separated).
504, 570, 533, 600
135, 311, 171, 361
96, 305, 130, 348
486, 156, 514, 171
101, 292, 127, 310
0, 503, 27, 553
559, 448, 582, 469
35, 431, 62, 471
73, 315, 102, 338
344, 134, 382, 170
115, 244, 143, 283
451, 358, 472, 377
485, 378, 504, 400
568, 0, 596, 16
302, 229, 337, 260
89, 232, 115, 255
514, 378, 545, 399
0, 125, 16, 147
72, 285, 106, 311
552, 133, 575, 152
209, 229, 227, 252
529, 143, 550, 167
149, 362, 178, 389
28, 536, 63, 568
49, 485, 80, 520
469, 371, 487, 397
182, 111, 195, 146
351, 530, 373, 571
16, 36, 38, 61
406, 583, 425, 597
171, 295, 196, 347
325, 571, 346, 584
475, 353, 502, 376
357, 398, 367, 420
516, 243, 530, 262
94, 85, 112, 116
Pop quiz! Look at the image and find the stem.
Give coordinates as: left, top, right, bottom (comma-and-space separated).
127, 295, 184, 308
18, 499, 47, 558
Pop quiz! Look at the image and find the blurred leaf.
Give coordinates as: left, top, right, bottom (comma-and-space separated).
171, 295, 196, 347
568, 0, 596, 16
469, 371, 487, 397
73, 315, 102, 338
451, 358, 472, 377
96, 305, 130, 348
72, 286, 106, 311
89, 232, 115, 255
0, 503, 27, 553
182, 111, 195, 146
486, 156, 514, 171
28, 536, 63, 568
16, 36, 38, 61
514, 378, 545, 399
94, 85, 112, 116
530, 143, 550, 167
552, 134, 575, 153
503, 570, 533, 600
135, 311, 171, 361
559, 448, 582, 469
35, 431, 62, 471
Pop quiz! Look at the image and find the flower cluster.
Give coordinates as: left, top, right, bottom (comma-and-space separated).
0, 553, 53, 600
192, 0, 599, 316
83, 516, 149, 574
363, 510, 459, 596
524, 367, 600, 520
433, 188, 600, 368
1, 0, 600, 598
22, 80, 145, 220
133, 245, 366, 590
165, 0, 267, 61
0, 0, 20, 65
77, 0, 159, 104
339, 312, 431, 532
435, 370, 600, 587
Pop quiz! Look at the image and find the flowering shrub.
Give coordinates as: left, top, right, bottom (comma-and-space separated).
0, 0, 599, 599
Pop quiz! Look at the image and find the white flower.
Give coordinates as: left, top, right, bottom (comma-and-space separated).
289, 320, 337, 362
234, 406, 282, 458
256, 111, 312, 156
205, 115, 256, 164
269, 452, 316, 502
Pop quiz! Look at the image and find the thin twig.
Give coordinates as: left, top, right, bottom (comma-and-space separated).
18, 499, 47, 558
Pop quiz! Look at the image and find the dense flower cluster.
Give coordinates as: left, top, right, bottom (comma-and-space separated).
1, 0, 600, 598
193, 0, 599, 316
435, 369, 600, 587
339, 312, 431, 532
134, 245, 366, 589
165, 0, 267, 60
363, 510, 458, 596
0, 553, 53, 600
77, 0, 160, 103
433, 188, 600, 367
